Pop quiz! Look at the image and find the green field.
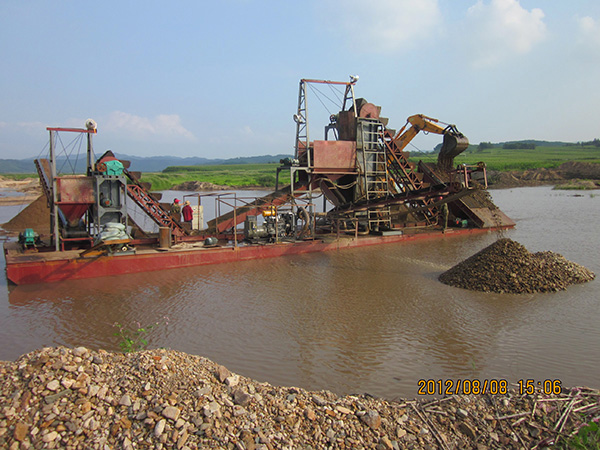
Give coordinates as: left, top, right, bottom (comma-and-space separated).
140, 163, 279, 191
6, 144, 599, 190
141, 145, 600, 190
413, 145, 600, 171
0, 173, 37, 180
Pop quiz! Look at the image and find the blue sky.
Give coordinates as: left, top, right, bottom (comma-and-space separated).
1, 0, 599, 160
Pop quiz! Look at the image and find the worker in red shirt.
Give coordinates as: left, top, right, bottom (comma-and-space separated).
182, 200, 193, 225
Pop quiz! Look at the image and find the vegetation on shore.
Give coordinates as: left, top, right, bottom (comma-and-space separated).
140, 163, 278, 191
415, 143, 600, 171
139, 144, 600, 190
0, 173, 37, 181
3, 143, 600, 191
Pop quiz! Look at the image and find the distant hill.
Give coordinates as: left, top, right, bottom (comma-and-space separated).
0, 154, 293, 174
3, 140, 597, 174
0, 159, 37, 173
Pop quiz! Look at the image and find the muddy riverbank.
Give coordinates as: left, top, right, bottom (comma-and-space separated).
0, 177, 41, 206
1, 346, 598, 450
487, 161, 600, 189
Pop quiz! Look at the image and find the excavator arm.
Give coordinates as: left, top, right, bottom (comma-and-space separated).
391, 114, 469, 171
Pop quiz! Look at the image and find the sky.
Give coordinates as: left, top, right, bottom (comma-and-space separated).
1, 0, 599, 160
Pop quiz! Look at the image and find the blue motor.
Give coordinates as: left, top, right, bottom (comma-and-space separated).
18, 228, 39, 248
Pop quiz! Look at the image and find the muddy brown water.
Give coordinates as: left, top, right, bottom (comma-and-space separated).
1, 186, 598, 399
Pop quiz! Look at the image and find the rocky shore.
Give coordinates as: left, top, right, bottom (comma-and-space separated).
1, 347, 599, 449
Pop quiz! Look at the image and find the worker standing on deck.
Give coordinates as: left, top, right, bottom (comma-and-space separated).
182, 200, 193, 225
170, 198, 182, 222
439, 197, 449, 233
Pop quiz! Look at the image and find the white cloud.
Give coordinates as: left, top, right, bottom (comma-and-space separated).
103, 111, 196, 140
15, 121, 48, 132
465, 0, 547, 67
0, 121, 48, 135
577, 15, 600, 47
321, 0, 442, 53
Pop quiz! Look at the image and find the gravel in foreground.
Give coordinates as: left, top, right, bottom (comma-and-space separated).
1, 346, 600, 449
439, 238, 595, 294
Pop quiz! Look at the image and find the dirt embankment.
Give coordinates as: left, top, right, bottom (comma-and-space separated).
0, 176, 42, 206
487, 161, 600, 189
172, 181, 232, 191
1, 346, 599, 450
172, 181, 270, 191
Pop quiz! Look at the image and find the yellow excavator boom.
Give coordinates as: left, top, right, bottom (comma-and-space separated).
391, 114, 469, 170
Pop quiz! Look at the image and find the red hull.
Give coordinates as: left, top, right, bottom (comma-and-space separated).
4, 228, 501, 285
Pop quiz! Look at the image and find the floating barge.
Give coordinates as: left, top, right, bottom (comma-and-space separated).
3, 78, 514, 285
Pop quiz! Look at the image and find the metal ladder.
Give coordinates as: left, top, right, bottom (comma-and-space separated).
382, 129, 427, 193
359, 119, 390, 200
368, 207, 392, 230
381, 130, 439, 226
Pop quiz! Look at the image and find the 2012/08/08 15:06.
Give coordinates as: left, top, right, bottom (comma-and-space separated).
417, 379, 563, 396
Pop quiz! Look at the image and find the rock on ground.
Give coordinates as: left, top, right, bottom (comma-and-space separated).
1, 346, 599, 449
439, 238, 595, 294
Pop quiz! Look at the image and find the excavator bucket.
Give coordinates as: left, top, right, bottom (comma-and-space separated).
438, 133, 469, 170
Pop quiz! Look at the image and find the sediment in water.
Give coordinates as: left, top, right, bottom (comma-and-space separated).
439, 238, 595, 293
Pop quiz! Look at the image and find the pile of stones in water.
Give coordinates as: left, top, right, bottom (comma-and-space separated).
1, 346, 599, 450
439, 238, 595, 294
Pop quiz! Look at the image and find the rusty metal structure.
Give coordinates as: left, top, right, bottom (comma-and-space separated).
4, 77, 515, 285
210, 77, 512, 237
34, 122, 186, 254
33, 77, 512, 251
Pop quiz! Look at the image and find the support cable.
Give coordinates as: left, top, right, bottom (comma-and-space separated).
307, 83, 342, 115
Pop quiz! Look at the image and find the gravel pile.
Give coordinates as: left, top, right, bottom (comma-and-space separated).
2, 346, 600, 449
439, 238, 595, 293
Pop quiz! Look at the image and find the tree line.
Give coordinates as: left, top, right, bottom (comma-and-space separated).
566, 138, 600, 147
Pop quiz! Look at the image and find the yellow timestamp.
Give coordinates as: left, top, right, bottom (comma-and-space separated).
417, 378, 509, 396
517, 379, 562, 395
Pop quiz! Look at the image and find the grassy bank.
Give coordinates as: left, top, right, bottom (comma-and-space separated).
0, 173, 38, 181
139, 145, 600, 190
415, 145, 600, 171
140, 164, 278, 191
5, 145, 600, 191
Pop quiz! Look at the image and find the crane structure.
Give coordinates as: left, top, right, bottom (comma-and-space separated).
28, 77, 513, 252
263, 77, 505, 235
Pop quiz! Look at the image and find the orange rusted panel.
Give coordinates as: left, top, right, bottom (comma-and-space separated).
57, 176, 95, 203
312, 141, 356, 170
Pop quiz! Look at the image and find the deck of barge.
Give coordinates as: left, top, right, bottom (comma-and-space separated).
4, 226, 510, 285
